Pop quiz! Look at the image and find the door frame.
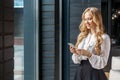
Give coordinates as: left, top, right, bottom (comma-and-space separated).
24, 0, 39, 80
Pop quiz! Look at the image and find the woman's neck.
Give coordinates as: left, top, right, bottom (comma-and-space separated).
90, 28, 95, 34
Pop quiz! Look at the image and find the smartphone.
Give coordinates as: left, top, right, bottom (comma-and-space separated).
68, 43, 75, 48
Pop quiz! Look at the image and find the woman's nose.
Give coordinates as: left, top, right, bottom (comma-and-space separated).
85, 20, 89, 24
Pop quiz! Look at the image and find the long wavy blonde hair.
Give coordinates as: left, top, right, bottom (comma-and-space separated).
75, 7, 104, 55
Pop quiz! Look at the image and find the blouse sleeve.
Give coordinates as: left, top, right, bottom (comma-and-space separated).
72, 54, 82, 64
72, 33, 83, 64
88, 34, 111, 69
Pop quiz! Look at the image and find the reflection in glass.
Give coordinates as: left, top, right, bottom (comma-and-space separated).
14, 0, 24, 80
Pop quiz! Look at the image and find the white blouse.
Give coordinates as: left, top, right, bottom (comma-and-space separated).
72, 33, 111, 69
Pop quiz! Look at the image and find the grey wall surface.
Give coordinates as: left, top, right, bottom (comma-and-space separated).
41, 0, 55, 80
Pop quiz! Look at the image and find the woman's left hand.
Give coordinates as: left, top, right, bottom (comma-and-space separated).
76, 49, 91, 57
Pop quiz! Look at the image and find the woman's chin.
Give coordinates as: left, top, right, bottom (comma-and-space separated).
87, 26, 91, 29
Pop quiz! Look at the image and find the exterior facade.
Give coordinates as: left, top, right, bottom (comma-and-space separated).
1, 0, 120, 80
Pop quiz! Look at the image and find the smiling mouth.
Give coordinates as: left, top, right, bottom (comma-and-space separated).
86, 24, 91, 28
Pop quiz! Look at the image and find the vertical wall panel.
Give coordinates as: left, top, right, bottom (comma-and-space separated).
41, 0, 55, 80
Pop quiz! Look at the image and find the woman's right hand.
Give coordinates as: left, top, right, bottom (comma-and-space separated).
69, 46, 77, 54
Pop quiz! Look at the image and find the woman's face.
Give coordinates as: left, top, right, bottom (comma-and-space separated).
84, 11, 96, 30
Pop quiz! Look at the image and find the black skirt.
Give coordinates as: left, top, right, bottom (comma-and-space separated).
74, 60, 108, 80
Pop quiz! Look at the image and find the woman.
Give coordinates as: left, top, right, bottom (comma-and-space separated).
69, 7, 111, 80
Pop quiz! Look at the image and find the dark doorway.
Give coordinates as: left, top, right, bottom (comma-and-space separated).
111, 0, 120, 46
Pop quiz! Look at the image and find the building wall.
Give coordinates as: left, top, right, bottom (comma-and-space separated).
0, 0, 14, 80
41, 0, 55, 80
70, 0, 101, 80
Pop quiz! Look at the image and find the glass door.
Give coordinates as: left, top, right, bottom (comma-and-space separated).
14, 0, 39, 80
14, 0, 24, 80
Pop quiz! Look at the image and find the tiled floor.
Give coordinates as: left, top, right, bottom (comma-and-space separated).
14, 45, 24, 80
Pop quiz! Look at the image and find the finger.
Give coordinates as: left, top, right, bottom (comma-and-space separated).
70, 46, 73, 48
80, 50, 85, 55
76, 49, 81, 52
76, 50, 80, 54
80, 50, 83, 54
70, 46, 73, 49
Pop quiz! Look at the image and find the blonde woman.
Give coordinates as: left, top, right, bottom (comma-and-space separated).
69, 7, 111, 80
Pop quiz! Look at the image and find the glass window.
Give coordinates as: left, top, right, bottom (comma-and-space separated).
14, 0, 24, 8
14, 0, 24, 80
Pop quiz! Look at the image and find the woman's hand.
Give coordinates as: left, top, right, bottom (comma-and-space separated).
69, 46, 77, 54
76, 49, 92, 58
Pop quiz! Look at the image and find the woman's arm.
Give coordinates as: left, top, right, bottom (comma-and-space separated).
69, 43, 82, 64
72, 54, 82, 64
88, 34, 111, 69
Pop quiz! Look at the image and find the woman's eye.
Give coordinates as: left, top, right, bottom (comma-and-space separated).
85, 18, 92, 20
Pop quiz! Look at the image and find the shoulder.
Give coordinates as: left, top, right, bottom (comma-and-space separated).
102, 33, 110, 39
102, 33, 110, 42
